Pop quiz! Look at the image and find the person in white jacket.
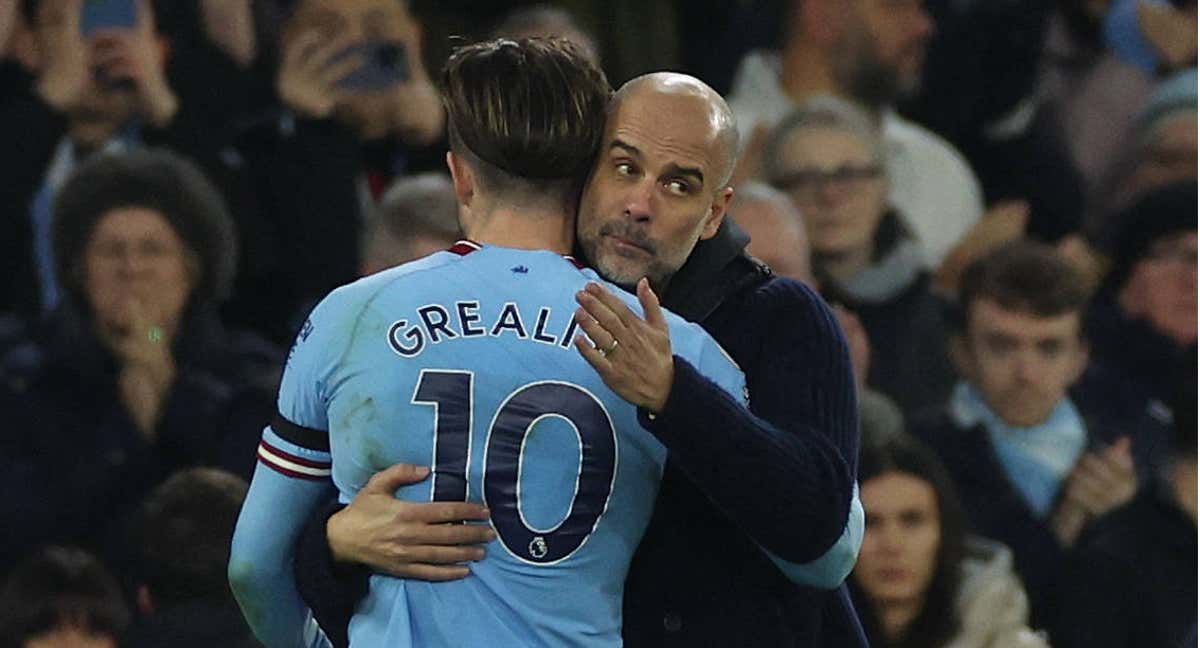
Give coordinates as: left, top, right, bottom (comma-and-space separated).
851, 431, 1047, 648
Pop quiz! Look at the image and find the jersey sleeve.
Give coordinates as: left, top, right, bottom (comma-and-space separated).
761, 484, 864, 588
276, 311, 334, 441
230, 290, 356, 648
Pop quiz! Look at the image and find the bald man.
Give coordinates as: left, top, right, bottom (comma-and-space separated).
729, 181, 814, 285
300, 72, 865, 648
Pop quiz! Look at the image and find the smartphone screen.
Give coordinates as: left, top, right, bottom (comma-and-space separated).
334, 40, 410, 91
81, 0, 138, 35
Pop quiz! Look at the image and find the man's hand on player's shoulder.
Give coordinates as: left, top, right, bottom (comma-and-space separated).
327, 463, 496, 581
573, 279, 675, 414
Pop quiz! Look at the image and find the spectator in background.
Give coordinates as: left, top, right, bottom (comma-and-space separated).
764, 97, 954, 416
0, 149, 278, 571
729, 179, 905, 444
221, 0, 445, 343
274, 0, 442, 146
359, 172, 460, 275
727, 0, 985, 269
0, 0, 222, 317
899, 0, 1085, 245
1040, 0, 1196, 207
125, 468, 260, 648
1090, 70, 1198, 245
1085, 181, 1197, 436
1053, 362, 1197, 648
1056, 68, 1199, 291
727, 180, 813, 285
0, 546, 129, 648
851, 432, 1047, 648
913, 241, 1143, 631
491, 4, 600, 65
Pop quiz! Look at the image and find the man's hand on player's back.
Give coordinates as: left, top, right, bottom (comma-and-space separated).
327, 464, 494, 581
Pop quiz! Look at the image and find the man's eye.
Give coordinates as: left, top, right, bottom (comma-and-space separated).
666, 180, 690, 196
615, 162, 635, 176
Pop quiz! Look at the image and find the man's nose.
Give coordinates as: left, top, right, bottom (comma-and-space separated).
624, 179, 655, 222
1013, 352, 1040, 383
816, 178, 846, 205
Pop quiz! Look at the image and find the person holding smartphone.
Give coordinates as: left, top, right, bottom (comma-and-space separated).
0, 0, 258, 320
217, 0, 447, 346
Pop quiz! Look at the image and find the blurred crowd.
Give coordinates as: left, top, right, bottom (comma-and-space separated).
0, 0, 1195, 646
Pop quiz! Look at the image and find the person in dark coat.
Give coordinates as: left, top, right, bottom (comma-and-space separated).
912, 241, 1150, 634
763, 96, 955, 417
0, 546, 130, 648
217, 0, 447, 344
0, 0, 256, 319
124, 468, 262, 648
1053, 365, 1197, 648
1085, 181, 1196, 441
0, 149, 279, 572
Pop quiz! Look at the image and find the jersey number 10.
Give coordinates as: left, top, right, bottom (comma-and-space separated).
412, 370, 618, 565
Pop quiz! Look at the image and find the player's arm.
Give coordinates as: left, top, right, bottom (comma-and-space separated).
292, 466, 493, 648
230, 425, 335, 648
229, 298, 347, 648
575, 278, 861, 587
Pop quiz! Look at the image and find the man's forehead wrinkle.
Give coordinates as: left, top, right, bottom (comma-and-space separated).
611, 122, 714, 177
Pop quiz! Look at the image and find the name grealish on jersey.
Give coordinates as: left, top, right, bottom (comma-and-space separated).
388, 300, 585, 358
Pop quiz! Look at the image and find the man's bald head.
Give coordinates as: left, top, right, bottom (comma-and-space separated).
576, 71, 739, 291
610, 73, 740, 188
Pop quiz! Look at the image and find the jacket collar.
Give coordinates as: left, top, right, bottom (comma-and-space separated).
661, 219, 770, 322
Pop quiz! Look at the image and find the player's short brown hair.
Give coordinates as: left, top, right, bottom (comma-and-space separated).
441, 37, 611, 201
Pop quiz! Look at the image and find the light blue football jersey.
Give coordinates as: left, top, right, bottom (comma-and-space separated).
279, 242, 746, 647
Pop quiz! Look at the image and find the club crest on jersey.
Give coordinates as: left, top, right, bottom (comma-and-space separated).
286, 318, 315, 365
387, 300, 582, 358
529, 536, 549, 560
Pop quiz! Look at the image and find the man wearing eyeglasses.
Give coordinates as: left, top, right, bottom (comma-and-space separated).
762, 96, 955, 416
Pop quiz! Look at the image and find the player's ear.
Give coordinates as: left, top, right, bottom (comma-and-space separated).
446, 151, 475, 208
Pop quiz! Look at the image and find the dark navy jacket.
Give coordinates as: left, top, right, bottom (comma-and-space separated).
0, 305, 279, 574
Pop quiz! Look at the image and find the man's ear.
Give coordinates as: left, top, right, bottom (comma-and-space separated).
446, 151, 474, 208
699, 186, 734, 240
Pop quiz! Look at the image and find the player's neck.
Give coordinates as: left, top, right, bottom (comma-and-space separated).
466, 206, 574, 255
